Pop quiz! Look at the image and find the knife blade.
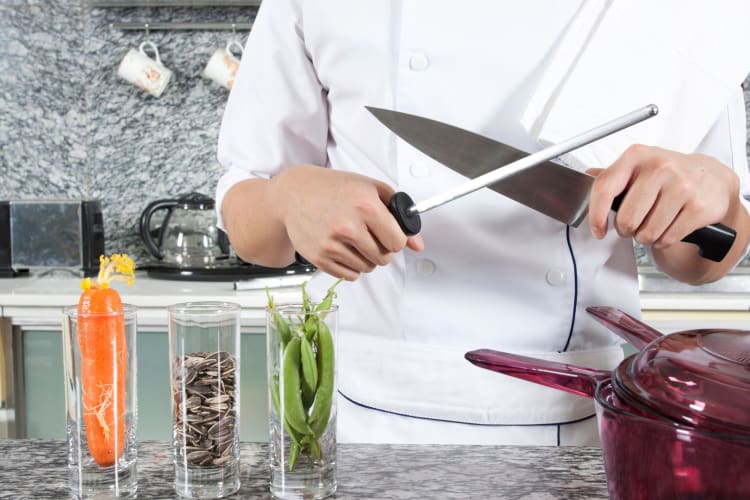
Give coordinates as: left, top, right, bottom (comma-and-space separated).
368, 107, 594, 227
368, 106, 736, 262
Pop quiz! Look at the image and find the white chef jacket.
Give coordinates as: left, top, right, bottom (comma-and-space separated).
217, 1, 750, 445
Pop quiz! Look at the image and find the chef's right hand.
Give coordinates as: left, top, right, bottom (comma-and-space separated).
276, 164, 424, 280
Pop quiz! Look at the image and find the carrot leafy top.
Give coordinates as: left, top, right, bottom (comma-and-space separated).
81, 254, 136, 291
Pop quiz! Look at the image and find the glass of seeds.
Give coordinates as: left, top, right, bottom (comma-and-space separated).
167, 302, 241, 499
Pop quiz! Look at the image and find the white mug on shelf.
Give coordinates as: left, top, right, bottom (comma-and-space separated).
202, 40, 243, 90
117, 40, 173, 97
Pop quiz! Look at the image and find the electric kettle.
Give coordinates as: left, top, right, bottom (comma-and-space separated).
139, 192, 230, 268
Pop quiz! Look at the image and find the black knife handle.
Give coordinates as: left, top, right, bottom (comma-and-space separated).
610, 193, 736, 262
389, 192, 422, 236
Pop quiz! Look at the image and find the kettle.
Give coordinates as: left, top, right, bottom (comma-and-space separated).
139, 192, 230, 267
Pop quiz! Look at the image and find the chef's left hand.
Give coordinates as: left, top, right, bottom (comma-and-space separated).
586, 144, 750, 284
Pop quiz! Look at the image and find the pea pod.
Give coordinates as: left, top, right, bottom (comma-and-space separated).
288, 442, 301, 471
308, 321, 335, 438
266, 288, 292, 347
282, 337, 313, 436
300, 336, 318, 409
271, 375, 302, 447
273, 314, 292, 348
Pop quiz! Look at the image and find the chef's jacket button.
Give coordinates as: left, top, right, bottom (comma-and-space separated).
545, 268, 565, 286
408, 53, 430, 71
416, 259, 435, 276
409, 162, 430, 177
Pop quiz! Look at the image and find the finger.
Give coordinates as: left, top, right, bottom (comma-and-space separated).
365, 211, 408, 259
585, 167, 605, 177
407, 234, 424, 252
589, 145, 650, 239
651, 207, 690, 250
320, 260, 361, 282
328, 242, 377, 274
372, 179, 397, 203
630, 190, 683, 246
611, 170, 661, 239
349, 229, 395, 267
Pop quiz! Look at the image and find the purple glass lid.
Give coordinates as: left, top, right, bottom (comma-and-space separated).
614, 328, 750, 436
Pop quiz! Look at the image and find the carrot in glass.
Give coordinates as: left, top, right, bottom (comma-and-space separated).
77, 254, 135, 467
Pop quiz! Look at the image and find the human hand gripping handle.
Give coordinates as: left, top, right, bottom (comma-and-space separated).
608, 193, 736, 263
384, 190, 735, 262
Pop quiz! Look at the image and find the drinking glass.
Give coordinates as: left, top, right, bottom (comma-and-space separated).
62, 304, 138, 499
267, 303, 338, 499
168, 302, 241, 499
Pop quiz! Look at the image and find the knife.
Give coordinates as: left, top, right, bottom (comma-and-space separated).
368, 106, 736, 263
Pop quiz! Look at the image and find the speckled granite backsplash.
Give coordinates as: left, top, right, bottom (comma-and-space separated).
1, 1, 749, 268
0, 0, 257, 265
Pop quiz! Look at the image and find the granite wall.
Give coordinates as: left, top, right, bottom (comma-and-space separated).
1, 0, 257, 266
1, 1, 749, 268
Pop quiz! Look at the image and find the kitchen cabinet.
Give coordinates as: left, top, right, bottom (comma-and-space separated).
3, 273, 750, 440
19, 328, 267, 441
0, 274, 304, 440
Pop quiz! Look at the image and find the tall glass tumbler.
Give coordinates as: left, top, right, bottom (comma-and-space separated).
62, 304, 138, 499
168, 302, 241, 499
267, 303, 338, 500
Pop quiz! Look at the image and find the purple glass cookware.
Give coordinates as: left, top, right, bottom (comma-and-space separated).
465, 306, 750, 500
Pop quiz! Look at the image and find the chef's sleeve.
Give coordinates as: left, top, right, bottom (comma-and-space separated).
215, 0, 328, 229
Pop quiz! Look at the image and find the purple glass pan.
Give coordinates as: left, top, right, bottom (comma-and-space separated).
465, 306, 750, 499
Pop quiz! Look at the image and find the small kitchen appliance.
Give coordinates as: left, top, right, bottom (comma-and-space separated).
0, 199, 105, 278
139, 193, 314, 281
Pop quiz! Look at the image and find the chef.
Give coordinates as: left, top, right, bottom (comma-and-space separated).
216, 1, 750, 445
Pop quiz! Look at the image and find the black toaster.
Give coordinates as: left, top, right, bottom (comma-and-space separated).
0, 199, 105, 277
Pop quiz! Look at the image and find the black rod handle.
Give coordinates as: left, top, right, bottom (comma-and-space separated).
611, 193, 735, 262
388, 192, 422, 236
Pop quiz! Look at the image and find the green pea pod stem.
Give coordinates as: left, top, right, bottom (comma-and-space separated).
301, 281, 311, 320
282, 337, 313, 436
300, 435, 322, 461
288, 442, 301, 471
300, 336, 318, 409
311, 438, 322, 461
315, 278, 343, 314
308, 321, 335, 438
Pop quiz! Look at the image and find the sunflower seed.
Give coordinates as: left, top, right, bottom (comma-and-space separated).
173, 351, 238, 467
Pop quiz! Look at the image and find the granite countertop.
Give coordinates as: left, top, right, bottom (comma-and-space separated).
0, 440, 609, 499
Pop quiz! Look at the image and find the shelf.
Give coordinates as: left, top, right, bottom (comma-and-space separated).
109, 21, 252, 30
87, 0, 260, 7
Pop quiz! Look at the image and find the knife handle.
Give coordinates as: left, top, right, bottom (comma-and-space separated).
389, 192, 422, 236
610, 193, 736, 263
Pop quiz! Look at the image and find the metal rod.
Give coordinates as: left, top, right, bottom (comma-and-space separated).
109, 22, 252, 30
410, 104, 659, 215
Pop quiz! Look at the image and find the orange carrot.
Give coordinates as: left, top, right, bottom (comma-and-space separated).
77, 254, 135, 467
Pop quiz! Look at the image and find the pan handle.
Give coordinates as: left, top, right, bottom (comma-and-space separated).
465, 349, 610, 399
586, 306, 663, 349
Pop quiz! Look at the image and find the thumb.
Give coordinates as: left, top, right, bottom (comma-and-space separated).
586, 167, 605, 177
